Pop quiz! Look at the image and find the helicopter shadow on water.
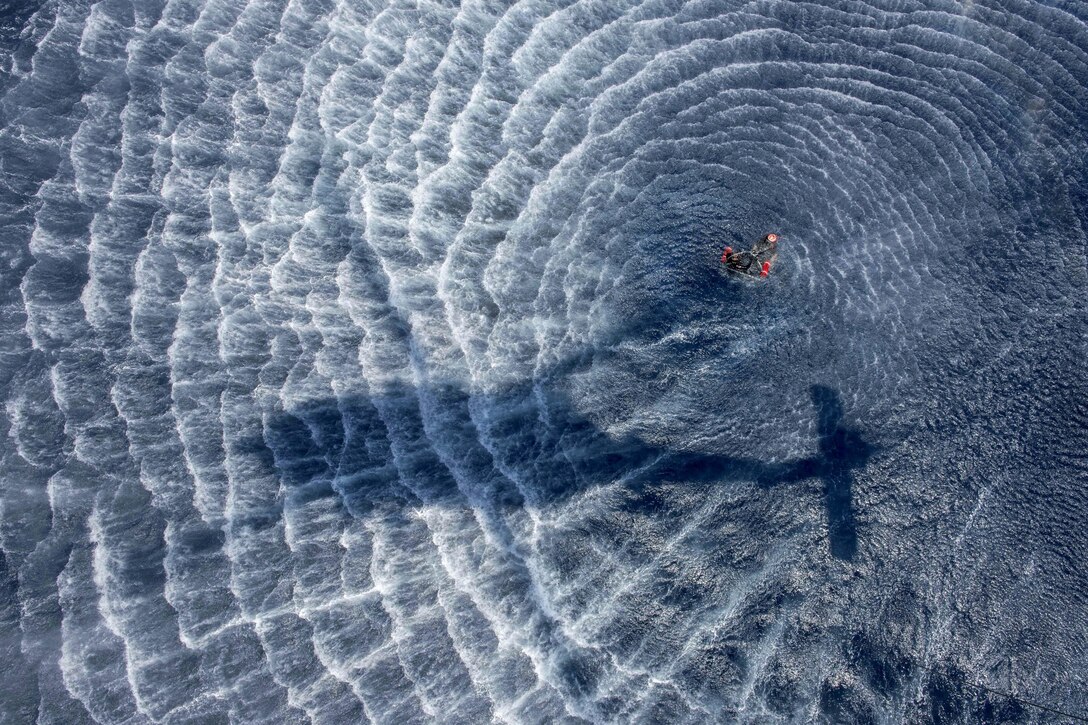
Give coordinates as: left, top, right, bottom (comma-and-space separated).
238, 367, 876, 562
633, 384, 874, 561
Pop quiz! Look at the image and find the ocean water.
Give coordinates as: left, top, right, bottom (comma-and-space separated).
1, 0, 1086, 722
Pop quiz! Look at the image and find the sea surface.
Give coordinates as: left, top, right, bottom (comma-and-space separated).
1, 0, 1086, 722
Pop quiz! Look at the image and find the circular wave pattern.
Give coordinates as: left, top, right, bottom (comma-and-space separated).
2, 0, 1087, 722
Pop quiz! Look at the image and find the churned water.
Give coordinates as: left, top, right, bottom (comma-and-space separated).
1, 0, 1086, 722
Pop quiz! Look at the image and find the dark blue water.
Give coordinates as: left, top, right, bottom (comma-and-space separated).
1, 0, 1086, 722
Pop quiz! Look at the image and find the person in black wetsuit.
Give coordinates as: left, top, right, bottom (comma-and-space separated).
725, 249, 758, 272
723, 233, 778, 274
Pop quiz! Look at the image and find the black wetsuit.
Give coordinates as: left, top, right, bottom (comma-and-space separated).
725, 235, 778, 274
727, 250, 758, 272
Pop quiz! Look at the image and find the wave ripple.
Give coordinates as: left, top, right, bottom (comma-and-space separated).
2, 0, 1087, 722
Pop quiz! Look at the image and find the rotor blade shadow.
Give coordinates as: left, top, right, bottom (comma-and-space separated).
242, 378, 877, 561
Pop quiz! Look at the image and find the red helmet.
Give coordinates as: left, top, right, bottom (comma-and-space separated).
766, 233, 778, 243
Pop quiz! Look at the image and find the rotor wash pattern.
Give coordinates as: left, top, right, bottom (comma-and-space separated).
1, 0, 1087, 722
